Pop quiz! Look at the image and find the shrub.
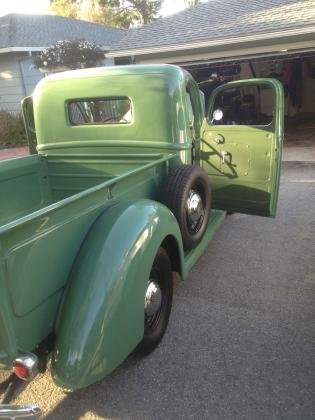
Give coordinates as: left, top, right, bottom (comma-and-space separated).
0, 111, 27, 147
34, 39, 104, 72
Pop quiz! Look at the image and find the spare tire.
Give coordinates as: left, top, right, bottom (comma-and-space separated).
162, 165, 211, 250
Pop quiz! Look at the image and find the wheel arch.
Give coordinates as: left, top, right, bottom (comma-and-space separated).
51, 199, 184, 390
161, 234, 182, 278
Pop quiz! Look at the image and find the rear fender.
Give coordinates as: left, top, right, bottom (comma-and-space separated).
51, 199, 183, 390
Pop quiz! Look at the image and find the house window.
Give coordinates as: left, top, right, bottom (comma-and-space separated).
68, 97, 132, 125
115, 57, 132, 65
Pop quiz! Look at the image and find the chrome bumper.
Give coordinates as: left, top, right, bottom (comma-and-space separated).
0, 404, 41, 418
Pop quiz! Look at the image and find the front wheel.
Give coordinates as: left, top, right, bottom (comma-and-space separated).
137, 247, 173, 356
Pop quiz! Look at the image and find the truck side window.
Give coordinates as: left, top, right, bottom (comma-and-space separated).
68, 97, 132, 125
212, 85, 274, 126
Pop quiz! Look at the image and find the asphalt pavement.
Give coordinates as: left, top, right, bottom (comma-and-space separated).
1, 162, 314, 419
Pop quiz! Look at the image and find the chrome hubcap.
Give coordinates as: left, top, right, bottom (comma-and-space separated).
144, 281, 162, 317
186, 189, 204, 230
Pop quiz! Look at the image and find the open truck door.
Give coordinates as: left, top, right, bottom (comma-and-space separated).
201, 78, 284, 217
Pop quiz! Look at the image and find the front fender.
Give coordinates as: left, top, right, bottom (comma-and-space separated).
51, 199, 183, 390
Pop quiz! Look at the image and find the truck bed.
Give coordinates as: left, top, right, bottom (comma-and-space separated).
0, 153, 173, 368
0, 154, 156, 227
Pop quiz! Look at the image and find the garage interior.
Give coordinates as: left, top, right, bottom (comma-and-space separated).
182, 52, 315, 156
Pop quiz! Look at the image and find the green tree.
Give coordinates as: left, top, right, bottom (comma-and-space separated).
34, 39, 104, 72
185, 0, 201, 7
122, 0, 163, 25
98, 0, 163, 25
49, 0, 79, 18
77, 0, 124, 27
49, 0, 163, 27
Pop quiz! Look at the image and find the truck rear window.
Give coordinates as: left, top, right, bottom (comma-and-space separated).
68, 97, 132, 125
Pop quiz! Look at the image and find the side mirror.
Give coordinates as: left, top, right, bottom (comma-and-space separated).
211, 109, 223, 124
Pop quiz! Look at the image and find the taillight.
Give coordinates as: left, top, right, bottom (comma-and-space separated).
12, 354, 39, 381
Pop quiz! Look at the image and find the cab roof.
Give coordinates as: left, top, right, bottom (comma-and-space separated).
33, 64, 194, 152
38, 64, 189, 84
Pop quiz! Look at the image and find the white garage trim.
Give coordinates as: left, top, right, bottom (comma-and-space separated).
108, 26, 315, 58
134, 42, 315, 65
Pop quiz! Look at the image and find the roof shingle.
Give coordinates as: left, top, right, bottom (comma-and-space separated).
0, 13, 126, 50
112, 0, 315, 52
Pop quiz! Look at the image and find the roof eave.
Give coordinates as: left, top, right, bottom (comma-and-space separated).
0, 47, 45, 54
0, 45, 110, 54
108, 25, 315, 58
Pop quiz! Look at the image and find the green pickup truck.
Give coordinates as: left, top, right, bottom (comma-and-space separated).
0, 64, 283, 411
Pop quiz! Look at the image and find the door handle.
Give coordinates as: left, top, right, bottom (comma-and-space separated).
221, 151, 230, 164
214, 136, 224, 144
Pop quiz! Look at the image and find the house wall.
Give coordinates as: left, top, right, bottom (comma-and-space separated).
0, 54, 114, 114
0, 52, 43, 113
19, 55, 43, 97
0, 53, 25, 113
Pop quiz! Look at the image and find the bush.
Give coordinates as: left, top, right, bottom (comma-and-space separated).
0, 111, 27, 147
34, 39, 104, 72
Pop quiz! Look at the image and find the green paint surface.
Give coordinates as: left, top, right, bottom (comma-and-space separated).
0, 65, 283, 388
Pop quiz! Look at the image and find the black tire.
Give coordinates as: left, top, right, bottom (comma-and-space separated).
162, 165, 211, 250
137, 247, 173, 356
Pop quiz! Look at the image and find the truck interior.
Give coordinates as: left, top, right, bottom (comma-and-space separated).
211, 84, 274, 126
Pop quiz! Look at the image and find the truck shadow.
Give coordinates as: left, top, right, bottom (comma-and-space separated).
45, 352, 144, 419
45, 336, 184, 419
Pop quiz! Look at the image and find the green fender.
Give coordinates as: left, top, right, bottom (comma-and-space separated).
51, 199, 184, 390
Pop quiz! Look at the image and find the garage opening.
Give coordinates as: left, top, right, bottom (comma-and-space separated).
181, 52, 315, 161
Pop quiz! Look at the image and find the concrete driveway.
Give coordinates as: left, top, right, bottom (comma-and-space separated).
1, 162, 314, 419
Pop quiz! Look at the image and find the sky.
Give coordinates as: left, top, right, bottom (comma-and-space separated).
0, 0, 187, 18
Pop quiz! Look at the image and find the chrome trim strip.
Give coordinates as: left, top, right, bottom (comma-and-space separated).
0, 404, 41, 418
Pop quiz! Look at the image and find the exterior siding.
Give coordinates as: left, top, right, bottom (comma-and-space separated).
0, 54, 114, 114
0, 52, 43, 113
19, 55, 43, 97
0, 53, 25, 113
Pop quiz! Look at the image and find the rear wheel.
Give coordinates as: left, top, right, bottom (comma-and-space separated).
137, 247, 173, 356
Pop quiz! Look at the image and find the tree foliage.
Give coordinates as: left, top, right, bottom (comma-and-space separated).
79, 0, 129, 27
34, 39, 104, 72
122, 1, 163, 25
49, 0, 79, 18
49, 0, 163, 28
184, 0, 202, 7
